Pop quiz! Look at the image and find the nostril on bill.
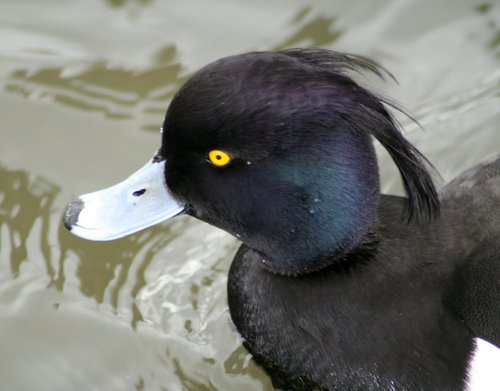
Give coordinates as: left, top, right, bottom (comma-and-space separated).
132, 189, 146, 197
63, 198, 84, 230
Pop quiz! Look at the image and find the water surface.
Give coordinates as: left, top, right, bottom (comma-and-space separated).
0, 0, 499, 390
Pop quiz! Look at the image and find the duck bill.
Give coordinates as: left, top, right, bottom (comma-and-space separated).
63, 153, 184, 241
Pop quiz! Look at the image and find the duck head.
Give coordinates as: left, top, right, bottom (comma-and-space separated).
64, 49, 439, 275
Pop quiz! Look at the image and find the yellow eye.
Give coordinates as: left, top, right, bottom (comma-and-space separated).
208, 150, 231, 167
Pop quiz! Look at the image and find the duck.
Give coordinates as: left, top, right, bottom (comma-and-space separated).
63, 48, 500, 390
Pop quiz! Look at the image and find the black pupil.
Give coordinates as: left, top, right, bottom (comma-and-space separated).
216, 155, 222, 160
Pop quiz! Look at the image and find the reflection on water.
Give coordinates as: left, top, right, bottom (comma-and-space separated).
0, 0, 499, 390
105, 0, 153, 8
474, 3, 500, 56
5, 45, 185, 130
0, 165, 59, 278
275, 7, 343, 50
59, 221, 182, 324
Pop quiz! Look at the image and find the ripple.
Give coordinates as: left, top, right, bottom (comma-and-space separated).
4, 45, 186, 130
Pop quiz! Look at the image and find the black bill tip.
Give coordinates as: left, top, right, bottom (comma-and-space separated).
63, 198, 84, 231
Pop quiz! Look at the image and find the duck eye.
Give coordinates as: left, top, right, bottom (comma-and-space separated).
208, 150, 231, 167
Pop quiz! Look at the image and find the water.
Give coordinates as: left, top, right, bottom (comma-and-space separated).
0, 0, 499, 390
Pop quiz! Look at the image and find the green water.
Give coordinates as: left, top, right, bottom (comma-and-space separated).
0, 0, 499, 390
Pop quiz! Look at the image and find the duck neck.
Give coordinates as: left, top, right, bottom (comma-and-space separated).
248, 131, 381, 276
259, 226, 381, 276
255, 207, 381, 276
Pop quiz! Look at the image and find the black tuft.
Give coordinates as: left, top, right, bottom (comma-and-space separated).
369, 109, 440, 224
280, 48, 396, 83
280, 48, 440, 224
63, 198, 84, 230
